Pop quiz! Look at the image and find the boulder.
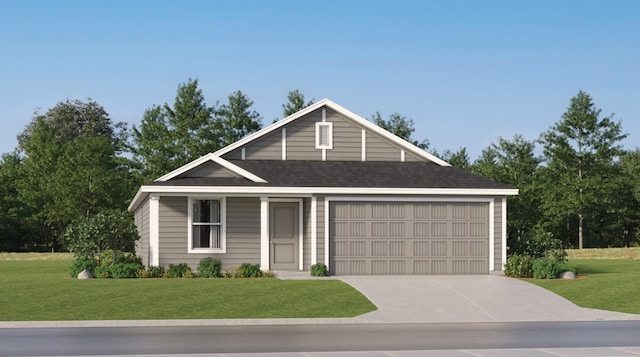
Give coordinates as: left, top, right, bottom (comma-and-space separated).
77, 269, 94, 279
559, 271, 576, 280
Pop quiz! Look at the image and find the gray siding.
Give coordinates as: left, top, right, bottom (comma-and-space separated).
494, 198, 503, 271
326, 109, 362, 161
365, 131, 403, 161
177, 161, 241, 178
245, 130, 282, 160
135, 198, 150, 266
158, 196, 261, 271
286, 110, 322, 160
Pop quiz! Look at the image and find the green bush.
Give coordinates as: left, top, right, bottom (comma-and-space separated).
532, 257, 561, 279
168, 263, 192, 278
94, 265, 111, 278
509, 226, 566, 260
310, 263, 328, 276
198, 257, 222, 278
145, 265, 165, 278
504, 254, 535, 278
110, 262, 144, 278
558, 261, 578, 275
239, 263, 262, 277
69, 257, 97, 278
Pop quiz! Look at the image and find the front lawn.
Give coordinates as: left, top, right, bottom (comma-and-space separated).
528, 259, 640, 314
0, 257, 376, 321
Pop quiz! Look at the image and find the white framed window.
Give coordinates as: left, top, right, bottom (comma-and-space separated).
315, 122, 333, 149
188, 197, 226, 253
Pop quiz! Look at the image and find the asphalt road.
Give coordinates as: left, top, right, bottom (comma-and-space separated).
2, 321, 640, 356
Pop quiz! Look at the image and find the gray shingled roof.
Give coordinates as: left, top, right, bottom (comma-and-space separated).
147, 160, 512, 190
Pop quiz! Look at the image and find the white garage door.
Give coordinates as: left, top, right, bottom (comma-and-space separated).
329, 202, 490, 275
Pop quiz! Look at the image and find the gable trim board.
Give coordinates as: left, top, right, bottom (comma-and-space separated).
129, 99, 517, 275
213, 99, 450, 166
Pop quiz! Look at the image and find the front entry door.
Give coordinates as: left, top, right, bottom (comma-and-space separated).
269, 202, 299, 270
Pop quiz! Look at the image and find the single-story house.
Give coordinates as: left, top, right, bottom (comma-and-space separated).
128, 99, 518, 275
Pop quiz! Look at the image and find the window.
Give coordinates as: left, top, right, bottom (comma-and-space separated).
189, 198, 225, 253
315, 122, 333, 149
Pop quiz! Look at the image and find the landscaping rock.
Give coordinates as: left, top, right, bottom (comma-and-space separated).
77, 269, 94, 279
559, 271, 576, 280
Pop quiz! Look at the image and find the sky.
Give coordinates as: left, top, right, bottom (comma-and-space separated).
1, 0, 638, 159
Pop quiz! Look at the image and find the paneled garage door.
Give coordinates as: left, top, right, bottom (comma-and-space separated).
329, 202, 490, 275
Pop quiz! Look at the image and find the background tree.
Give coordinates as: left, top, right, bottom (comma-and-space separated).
130, 79, 217, 182
538, 91, 627, 248
282, 89, 314, 117
0, 153, 37, 251
16, 99, 131, 250
472, 135, 542, 242
437, 147, 471, 169
371, 112, 429, 149
214, 90, 262, 146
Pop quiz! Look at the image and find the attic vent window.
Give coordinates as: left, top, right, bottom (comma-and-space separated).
315, 122, 333, 149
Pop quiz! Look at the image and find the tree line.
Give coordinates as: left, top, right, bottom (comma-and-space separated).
0, 79, 638, 253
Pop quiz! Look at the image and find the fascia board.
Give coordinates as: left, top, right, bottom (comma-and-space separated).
155, 153, 266, 183
213, 98, 450, 167
135, 185, 519, 196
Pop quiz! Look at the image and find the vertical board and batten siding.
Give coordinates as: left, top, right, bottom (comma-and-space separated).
494, 198, 503, 271
157, 196, 261, 270
177, 161, 241, 179
135, 198, 150, 266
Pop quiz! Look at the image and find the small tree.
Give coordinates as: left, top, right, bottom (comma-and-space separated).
64, 210, 139, 264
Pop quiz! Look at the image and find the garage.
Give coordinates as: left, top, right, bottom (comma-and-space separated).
329, 201, 490, 275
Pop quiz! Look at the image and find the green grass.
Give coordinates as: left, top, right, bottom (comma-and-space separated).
528, 259, 640, 314
0, 258, 376, 321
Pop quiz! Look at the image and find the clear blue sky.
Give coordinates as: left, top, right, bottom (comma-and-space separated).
1, 0, 638, 159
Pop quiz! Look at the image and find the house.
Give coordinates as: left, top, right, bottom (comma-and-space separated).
128, 99, 518, 275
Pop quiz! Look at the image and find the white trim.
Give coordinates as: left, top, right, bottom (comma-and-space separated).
361, 129, 366, 161
212, 98, 451, 167
187, 197, 227, 254
156, 153, 266, 183
322, 149, 326, 161
129, 187, 518, 211
322, 108, 326, 122
324, 198, 330, 267
311, 197, 317, 265
260, 197, 269, 271
241, 147, 246, 160
502, 198, 508, 269
401, 150, 405, 162
281, 128, 287, 160
489, 199, 495, 272
315, 121, 333, 150
149, 195, 160, 267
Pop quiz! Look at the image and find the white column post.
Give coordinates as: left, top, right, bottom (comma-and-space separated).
149, 195, 160, 267
260, 196, 270, 271
489, 199, 495, 272
502, 198, 508, 270
311, 196, 317, 265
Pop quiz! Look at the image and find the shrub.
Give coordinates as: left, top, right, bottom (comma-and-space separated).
310, 263, 328, 277
504, 254, 535, 278
94, 265, 111, 278
532, 257, 561, 279
558, 261, 578, 275
509, 226, 566, 260
223, 267, 240, 278
69, 257, 97, 278
198, 257, 222, 278
145, 265, 165, 278
239, 263, 262, 277
110, 262, 144, 278
168, 263, 192, 278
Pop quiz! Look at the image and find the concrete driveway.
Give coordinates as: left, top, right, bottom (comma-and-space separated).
338, 275, 640, 323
